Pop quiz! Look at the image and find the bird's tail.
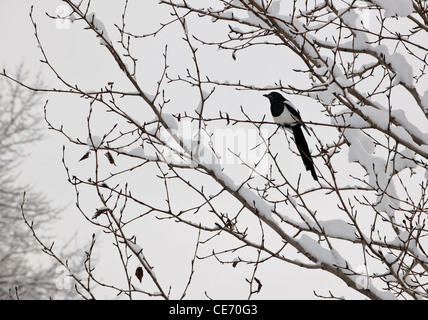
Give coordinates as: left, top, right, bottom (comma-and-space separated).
291, 125, 318, 181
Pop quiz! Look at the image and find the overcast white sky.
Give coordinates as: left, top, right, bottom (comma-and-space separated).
0, 0, 383, 299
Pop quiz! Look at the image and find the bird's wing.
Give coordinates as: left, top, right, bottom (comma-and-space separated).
284, 100, 311, 135
283, 100, 301, 121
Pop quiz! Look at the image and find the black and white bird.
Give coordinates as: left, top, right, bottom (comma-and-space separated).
264, 92, 318, 181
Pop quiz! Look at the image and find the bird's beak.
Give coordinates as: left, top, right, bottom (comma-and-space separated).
263, 94, 269, 98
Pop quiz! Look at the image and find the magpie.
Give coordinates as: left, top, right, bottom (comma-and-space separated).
263, 92, 318, 181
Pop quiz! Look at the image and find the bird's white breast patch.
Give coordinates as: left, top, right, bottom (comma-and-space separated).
273, 107, 298, 126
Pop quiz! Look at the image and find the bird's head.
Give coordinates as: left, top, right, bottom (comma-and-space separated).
263, 92, 286, 103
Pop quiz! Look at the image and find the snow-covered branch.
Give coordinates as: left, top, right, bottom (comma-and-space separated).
3, 0, 428, 299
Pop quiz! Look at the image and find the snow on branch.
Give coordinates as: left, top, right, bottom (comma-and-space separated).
4, 0, 428, 300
